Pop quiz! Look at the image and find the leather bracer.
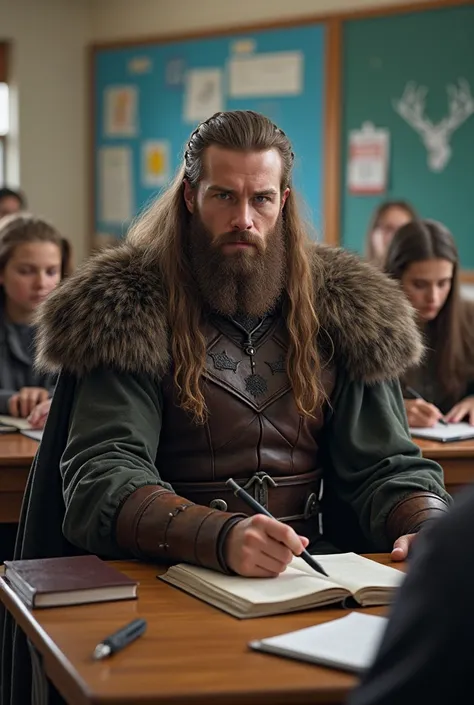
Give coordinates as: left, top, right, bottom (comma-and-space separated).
386, 491, 449, 543
115, 485, 247, 572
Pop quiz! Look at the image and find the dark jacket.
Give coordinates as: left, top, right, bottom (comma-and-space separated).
0, 302, 56, 413
0, 242, 450, 705
348, 486, 474, 705
402, 300, 474, 413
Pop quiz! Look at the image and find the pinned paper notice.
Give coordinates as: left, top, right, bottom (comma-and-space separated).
98, 146, 134, 224
184, 68, 223, 123
229, 51, 303, 98
142, 140, 169, 187
104, 85, 138, 137
347, 122, 390, 195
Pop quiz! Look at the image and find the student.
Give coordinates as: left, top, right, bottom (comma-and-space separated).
0, 213, 70, 417
366, 200, 417, 268
385, 219, 474, 427
348, 486, 474, 705
0, 188, 26, 219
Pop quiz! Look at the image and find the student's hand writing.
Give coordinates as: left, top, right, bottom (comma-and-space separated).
404, 399, 444, 427
445, 396, 474, 425
391, 533, 416, 561
224, 514, 309, 577
27, 399, 52, 429
8, 387, 49, 418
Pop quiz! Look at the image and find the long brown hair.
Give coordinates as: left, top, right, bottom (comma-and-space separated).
0, 213, 72, 280
385, 219, 469, 400
366, 200, 417, 266
128, 110, 323, 422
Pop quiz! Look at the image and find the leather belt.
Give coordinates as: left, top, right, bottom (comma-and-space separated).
172, 469, 323, 533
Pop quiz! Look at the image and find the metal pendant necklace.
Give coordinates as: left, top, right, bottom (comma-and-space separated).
227, 315, 268, 397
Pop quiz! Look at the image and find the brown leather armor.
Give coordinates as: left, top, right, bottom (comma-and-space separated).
117, 314, 336, 570
156, 316, 335, 538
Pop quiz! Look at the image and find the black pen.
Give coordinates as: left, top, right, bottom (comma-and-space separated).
226, 478, 329, 577
92, 618, 147, 660
405, 386, 448, 425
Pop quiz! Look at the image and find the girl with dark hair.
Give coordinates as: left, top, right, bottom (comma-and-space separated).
366, 200, 418, 268
386, 219, 474, 427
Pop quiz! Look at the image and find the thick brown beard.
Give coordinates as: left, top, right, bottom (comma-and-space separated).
187, 213, 287, 316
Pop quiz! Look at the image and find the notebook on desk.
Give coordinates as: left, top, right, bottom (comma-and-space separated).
160, 553, 404, 619
249, 612, 388, 673
410, 422, 474, 443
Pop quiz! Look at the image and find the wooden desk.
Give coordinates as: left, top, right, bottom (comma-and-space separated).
0, 433, 37, 523
415, 437, 474, 495
0, 556, 401, 705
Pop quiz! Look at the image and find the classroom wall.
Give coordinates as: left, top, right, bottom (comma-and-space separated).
88, 0, 436, 41
1, 0, 89, 262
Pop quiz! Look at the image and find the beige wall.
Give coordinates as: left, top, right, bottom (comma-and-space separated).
89, 0, 435, 41
2, 0, 88, 262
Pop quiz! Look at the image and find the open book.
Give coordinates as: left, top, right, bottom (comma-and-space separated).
410, 422, 474, 443
250, 612, 388, 672
160, 553, 404, 619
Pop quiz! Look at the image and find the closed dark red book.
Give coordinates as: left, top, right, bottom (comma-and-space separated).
4, 555, 137, 608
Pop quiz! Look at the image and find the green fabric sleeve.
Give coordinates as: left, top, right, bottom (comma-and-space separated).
60, 367, 168, 557
325, 370, 451, 549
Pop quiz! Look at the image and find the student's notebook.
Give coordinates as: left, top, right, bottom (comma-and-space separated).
160, 553, 404, 619
0, 415, 43, 441
4, 555, 138, 608
410, 422, 474, 443
249, 612, 388, 673
0, 415, 31, 430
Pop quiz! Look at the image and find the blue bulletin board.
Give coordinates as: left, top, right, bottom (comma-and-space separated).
340, 3, 474, 270
92, 24, 326, 248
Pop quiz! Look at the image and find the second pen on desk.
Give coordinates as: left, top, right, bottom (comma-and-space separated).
226, 477, 328, 577
405, 386, 448, 425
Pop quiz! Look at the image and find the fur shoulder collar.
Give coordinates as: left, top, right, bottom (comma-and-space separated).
36, 242, 422, 383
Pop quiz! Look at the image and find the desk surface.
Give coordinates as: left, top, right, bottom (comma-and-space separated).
0, 555, 402, 705
0, 433, 37, 524
0, 432, 38, 465
415, 437, 474, 458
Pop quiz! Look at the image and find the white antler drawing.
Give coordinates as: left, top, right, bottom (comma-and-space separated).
393, 78, 474, 172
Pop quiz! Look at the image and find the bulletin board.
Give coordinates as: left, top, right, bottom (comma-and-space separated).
91, 24, 327, 249
339, 2, 474, 271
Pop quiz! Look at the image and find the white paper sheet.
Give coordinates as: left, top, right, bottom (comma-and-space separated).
410, 422, 474, 442
250, 613, 388, 673
104, 85, 138, 137
184, 68, 223, 123
98, 146, 133, 224
142, 140, 169, 187
229, 51, 303, 97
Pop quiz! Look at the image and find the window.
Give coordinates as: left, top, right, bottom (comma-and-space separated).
0, 44, 9, 185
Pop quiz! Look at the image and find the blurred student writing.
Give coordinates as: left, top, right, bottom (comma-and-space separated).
386, 219, 474, 427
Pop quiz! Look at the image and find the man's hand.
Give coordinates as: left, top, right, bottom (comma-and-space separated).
404, 399, 444, 427
224, 514, 309, 577
446, 396, 474, 424
8, 387, 50, 418
391, 533, 417, 561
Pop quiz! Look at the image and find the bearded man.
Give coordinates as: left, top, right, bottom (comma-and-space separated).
1, 111, 449, 705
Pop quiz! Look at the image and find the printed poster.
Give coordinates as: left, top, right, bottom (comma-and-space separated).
347, 122, 390, 195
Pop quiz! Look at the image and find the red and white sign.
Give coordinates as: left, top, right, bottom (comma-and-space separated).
347, 122, 390, 195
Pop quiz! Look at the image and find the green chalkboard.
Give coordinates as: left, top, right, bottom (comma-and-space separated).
340, 3, 474, 269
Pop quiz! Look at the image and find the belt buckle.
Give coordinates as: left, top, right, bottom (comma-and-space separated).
242, 472, 277, 509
